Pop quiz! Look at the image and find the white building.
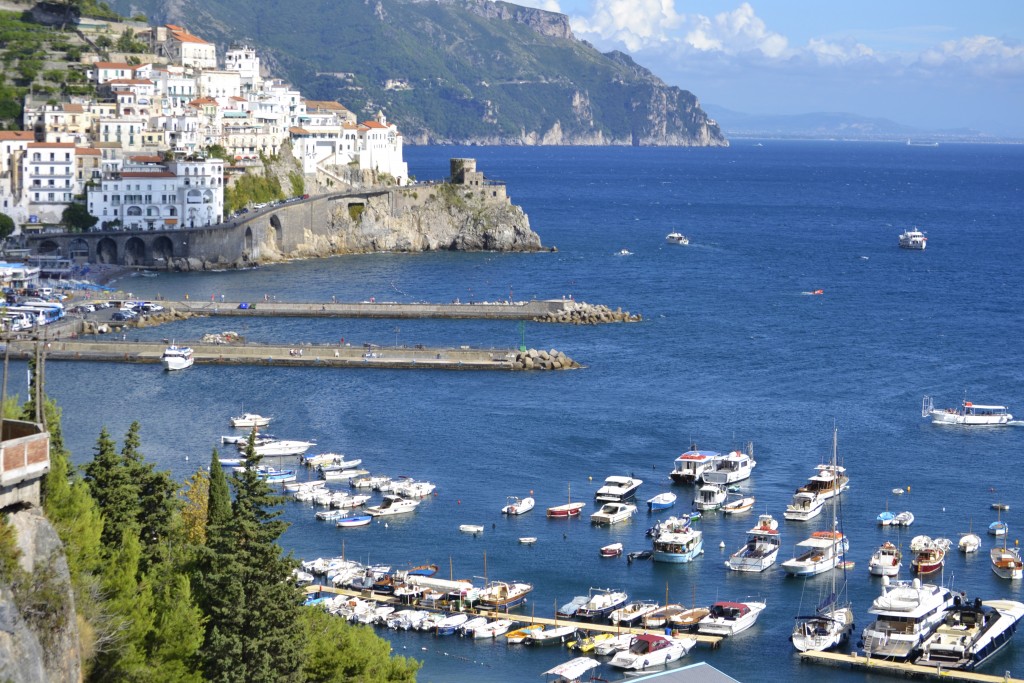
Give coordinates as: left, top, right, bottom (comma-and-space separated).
21, 142, 79, 229
198, 70, 241, 100
224, 45, 261, 91
149, 24, 217, 71
87, 155, 224, 231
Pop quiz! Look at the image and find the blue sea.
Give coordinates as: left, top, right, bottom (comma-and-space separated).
37, 141, 1024, 682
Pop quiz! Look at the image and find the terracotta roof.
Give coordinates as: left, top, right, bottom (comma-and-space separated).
94, 62, 135, 70
360, 121, 388, 129
127, 155, 164, 163
108, 78, 153, 85
0, 131, 34, 141
121, 171, 176, 178
168, 26, 211, 45
75, 147, 101, 156
304, 99, 348, 111
28, 142, 76, 148
62, 104, 85, 113
288, 127, 312, 135
188, 97, 218, 106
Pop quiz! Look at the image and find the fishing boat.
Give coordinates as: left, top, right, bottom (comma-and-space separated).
501, 496, 535, 515
697, 600, 766, 636
547, 484, 586, 518
701, 443, 756, 485
230, 412, 271, 428
160, 344, 194, 371
911, 541, 945, 576
898, 228, 928, 250
915, 598, 1024, 671
477, 581, 533, 610
868, 542, 902, 577
336, 515, 372, 528
575, 587, 629, 621
726, 513, 781, 572
721, 495, 755, 515
651, 519, 704, 564
784, 491, 825, 522
665, 232, 689, 245
590, 501, 637, 525
541, 656, 600, 683
860, 576, 955, 660
923, 395, 1013, 426
608, 601, 660, 626
523, 625, 580, 646
365, 495, 419, 516
668, 448, 723, 485
594, 475, 643, 502
991, 540, 1024, 580
647, 492, 677, 511
608, 634, 694, 670
600, 542, 623, 557
472, 618, 515, 639
693, 482, 727, 511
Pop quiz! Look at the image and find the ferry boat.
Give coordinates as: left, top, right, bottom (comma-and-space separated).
923, 395, 1013, 426
160, 344, 194, 371
700, 443, 756, 485
652, 521, 704, 564
726, 514, 780, 572
898, 228, 927, 250
915, 598, 1024, 671
860, 576, 955, 660
668, 448, 722, 485
665, 232, 689, 245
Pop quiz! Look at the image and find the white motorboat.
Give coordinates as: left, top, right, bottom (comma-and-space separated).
501, 496, 535, 515
459, 524, 484, 535
651, 521, 704, 564
665, 232, 689, 245
590, 501, 637, 525
669, 448, 722, 485
594, 633, 635, 656
869, 542, 903, 577
230, 413, 271, 428
392, 480, 436, 498
472, 618, 515, 639
575, 587, 629, 621
959, 533, 982, 553
923, 395, 1013, 426
524, 624, 580, 646
366, 495, 420, 516
697, 600, 766, 636
161, 344, 194, 371
694, 482, 727, 511
336, 515, 372, 527
608, 634, 693, 670
726, 513, 780, 572
647, 492, 676, 511
894, 511, 914, 527
860, 576, 955, 659
321, 468, 369, 482
915, 598, 1024, 671
721, 495, 756, 515
518, 536, 537, 545
701, 443, 756, 485
594, 475, 643, 502
784, 491, 825, 521
608, 601, 660, 626
898, 228, 927, 250
795, 462, 849, 501
241, 439, 315, 457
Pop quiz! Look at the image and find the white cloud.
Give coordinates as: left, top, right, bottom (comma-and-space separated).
512, 0, 563, 11
682, 3, 787, 58
571, 0, 684, 52
804, 38, 875, 66
919, 35, 1024, 75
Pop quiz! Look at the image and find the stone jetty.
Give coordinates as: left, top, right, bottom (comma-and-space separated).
511, 348, 580, 371
533, 301, 641, 324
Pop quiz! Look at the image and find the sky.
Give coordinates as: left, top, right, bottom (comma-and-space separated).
512, 0, 1024, 136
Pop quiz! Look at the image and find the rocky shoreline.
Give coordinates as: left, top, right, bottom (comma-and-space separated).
533, 301, 642, 325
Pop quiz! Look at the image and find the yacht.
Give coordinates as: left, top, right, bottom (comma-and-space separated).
665, 232, 689, 245
795, 463, 849, 501
784, 491, 825, 521
608, 634, 694, 670
594, 475, 643, 501
781, 529, 849, 577
590, 501, 637, 525
160, 344, 194, 371
230, 413, 272, 428
726, 513, 781, 572
898, 228, 927, 250
365, 495, 420, 516
245, 439, 315, 457
860, 576, 955, 660
700, 443, 756, 485
991, 544, 1024, 580
923, 395, 1013, 426
652, 520, 704, 564
915, 598, 1024, 671
668, 448, 722, 485
696, 600, 766, 636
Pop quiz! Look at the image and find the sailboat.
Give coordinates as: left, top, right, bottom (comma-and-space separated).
791, 427, 854, 652
547, 483, 586, 518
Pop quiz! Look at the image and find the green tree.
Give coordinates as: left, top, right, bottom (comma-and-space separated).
121, 422, 177, 570
146, 572, 205, 682
301, 607, 420, 683
83, 428, 137, 551
0, 212, 14, 240
180, 467, 210, 546
61, 202, 98, 232
90, 529, 153, 681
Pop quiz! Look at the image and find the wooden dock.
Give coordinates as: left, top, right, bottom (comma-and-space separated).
305, 585, 722, 648
800, 650, 1022, 682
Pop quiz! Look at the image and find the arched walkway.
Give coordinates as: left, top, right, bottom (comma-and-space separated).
37, 239, 60, 255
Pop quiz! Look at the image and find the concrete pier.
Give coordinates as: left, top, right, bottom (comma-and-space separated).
799, 650, 1023, 682
159, 299, 591, 321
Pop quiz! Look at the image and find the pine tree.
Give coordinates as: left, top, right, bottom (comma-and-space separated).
83, 428, 138, 551
146, 572, 205, 683
207, 450, 231, 532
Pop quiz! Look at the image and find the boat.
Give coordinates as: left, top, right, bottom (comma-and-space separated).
923, 395, 1013, 426
253, 467, 296, 484
784, 491, 825, 522
608, 601, 660, 626
243, 439, 316, 457
477, 581, 533, 610
868, 542, 903, 577
365, 495, 420, 516
594, 633, 635, 655
614, 249, 633, 256
608, 634, 693, 670
501, 496, 535, 515
791, 588, 855, 652
898, 228, 928, 250
642, 604, 686, 629
459, 524, 484, 535
726, 513, 781, 572
668, 448, 722, 485
693, 482, 727, 511
721, 495, 755, 515
991, 539, 1024, 580
336, 515, 372, 528
860, 576, 955, 660
669, 606, 711, 632
575, 587, 629, 621
541, 656, 600, 683
472, 618, 515, 639
697, 600, 766, 636
652, 519, 704, 564
600, 542, 623, 557
993, 502, 1011, 511
594, 475, 643, 502
524, 625, 580, 646
989, 508, 1008, 536
892, 487, 905, 496
458, 616, 488, 637
701, 443, 756, 485
160, 344, 194, 371
894, 511, 914, 527
795, 462, 849, 501
647, 492, 676, 511
915, 598, 1024, 671
391, 480, 436, 498
434, 612, 469, 635
959, 533, 982, 553
504, 623, 543, 644
230, 413, 272, 428
590, 501, 637, 525
555, 595, 589, 619
567, 632, 613, 653
284, 479, 326, 493
911, 540, 945, 576
877, 510, 895, 526
665, 232, 689, 245
518, 537, 537, 545
547, 484, 586, 518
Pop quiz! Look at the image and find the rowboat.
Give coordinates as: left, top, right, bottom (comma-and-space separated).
547, 483, 586, 518
721, 495, 755, 514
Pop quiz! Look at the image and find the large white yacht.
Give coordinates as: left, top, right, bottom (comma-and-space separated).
860, 577, 955, 660
898, 228, 927, 250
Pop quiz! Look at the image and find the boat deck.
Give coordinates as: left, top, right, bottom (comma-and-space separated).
799, 650, 1024, 682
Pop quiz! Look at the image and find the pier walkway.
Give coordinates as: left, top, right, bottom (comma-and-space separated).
163, 299, 569, 321
799, 650, 1022, 682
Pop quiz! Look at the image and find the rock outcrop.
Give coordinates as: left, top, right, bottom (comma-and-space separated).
511, 348, 580, 371
535, 301, 642, 325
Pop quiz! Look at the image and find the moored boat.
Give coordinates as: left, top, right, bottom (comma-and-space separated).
701, 443, 756, 485
504, 623, 543, 644
668, 448, 723, 485
541, 656, 599, 682
647, 492, 677, 511
608, 601, 659, 626
600, 542, 623, 557
693, 482, 727, 511
784, 491, 825, 522
726, 513, 780, 572
477, 581, 533, 610
911, 542, 945, 576
594, 475, 643, 502
868, 542, 902, 577
575, 587, 629, 621
959, 533, 982, 553
652, 521, 704, 564
365, 495, 419, 516
991, 544, 1024, 580
915, 598, 1024, 670
608, 634, 694, 670
721, 495, 755, 515
923, 395, 1013, 426
523, 625, 580, 646
860, 576, 955, 660
501, 496, 535, 515
230, 412, 272, 428
590, 501, 637, 525
336, 514, 372, 528
161, 344, 194, 371
697, 600, 766, 636
459, 524, 484, 534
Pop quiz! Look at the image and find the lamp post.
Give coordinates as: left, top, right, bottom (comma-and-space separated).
393, 326, 400, 348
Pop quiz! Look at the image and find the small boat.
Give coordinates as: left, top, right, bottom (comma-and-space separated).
959, 533, 982, 553
459, 524, 484, 535
575, 587, 629, 621
284, 479, 326, 493
992, 502, 1010, 511
784, 491, 824, 522
477, 581, 533, 610
991, 541, 1024, 580
869, 542, 903, 577
892, 487, 905, 496
458, 616, 488, 636
641, 604, 685, 629
590, 501, 637, 525
547, 483, 586, 518
608, 634, 694, 670
336, 515, 372, 528
245, 439, 316, 457
693, 482, 727, 511
989, 520, 1008, 536
524, 625, 580, 646
230, 413, 272, 428
555, 596, 589, 619
541, 656, 600, 682
594, 633, 635, 655
315, 509, 346, 521
614, 249, 633, 256
365, 495, 419, 516
697, 600, 767, 636
567, 632, 613, 653
877, 510, 896, 526
594, 475, 643, 502
161, 344, 194, 371
665, 232, 689, 245
472, 618, 515, 639
608, 601, 659, 626
792, 549, 855, 654
434, 612, 469, 635
721, 495, 755, 515
651, 520, 704, 564
782, 529, 848, 577
504, 624, 543, 644
518, 536, 537, 545
923, 395, 1013, 426
915, 598, 1024, 671
647, 492, 676, 511
600, 542, 623, 557
726, 513, 780, 573
501, 496, 535, 515
669, 606, 711, 632
911, 542, 945, 576
898, 228, 928, 250
894, 511, 914, 527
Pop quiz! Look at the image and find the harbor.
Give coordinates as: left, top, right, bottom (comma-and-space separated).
799, 650, 1024, 683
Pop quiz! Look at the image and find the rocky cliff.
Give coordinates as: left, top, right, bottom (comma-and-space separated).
0, 507, 81, 683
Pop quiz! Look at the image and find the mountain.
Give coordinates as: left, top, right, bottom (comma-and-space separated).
107, 0, 726, 146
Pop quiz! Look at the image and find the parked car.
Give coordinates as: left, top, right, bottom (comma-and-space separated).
111, 311, 136, 322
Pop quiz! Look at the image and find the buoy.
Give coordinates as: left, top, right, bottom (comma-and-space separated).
529, 490, 534, 495
719, 541, 725, 549
907, 486, 911, 492
588, 476, 593, 481
942, 507, 945, 512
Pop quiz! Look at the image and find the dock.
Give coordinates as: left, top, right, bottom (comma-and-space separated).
799, 650, 1022, 682
305, 585, 723, 648
164, 299, 571, 321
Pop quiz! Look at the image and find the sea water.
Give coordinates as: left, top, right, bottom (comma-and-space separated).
39, 141, 1024, 681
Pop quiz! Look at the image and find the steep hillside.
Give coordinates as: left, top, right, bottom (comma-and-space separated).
108, 0, 726, 146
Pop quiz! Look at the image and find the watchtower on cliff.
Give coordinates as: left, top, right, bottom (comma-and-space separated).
450, 158, 484, 187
